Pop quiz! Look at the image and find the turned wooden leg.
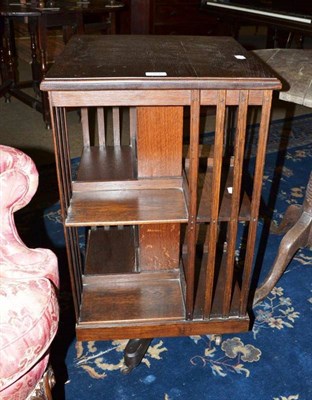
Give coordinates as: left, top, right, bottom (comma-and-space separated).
29, 365, 56, 400
0, 19, 12, 97
2, 17, 16, 102
28, 17, 41, 97
254, 172, 312, 306
37, 17, 51, 128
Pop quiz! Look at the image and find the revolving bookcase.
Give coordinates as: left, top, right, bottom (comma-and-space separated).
41, 35, 281, 371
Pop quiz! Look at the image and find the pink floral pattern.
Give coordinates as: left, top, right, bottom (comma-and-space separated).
1, 354, 49, 400
0, 146, 59, 399
0, 145, 59, 287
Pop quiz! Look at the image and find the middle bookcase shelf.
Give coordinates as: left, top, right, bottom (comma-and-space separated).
66, 186, 188, 227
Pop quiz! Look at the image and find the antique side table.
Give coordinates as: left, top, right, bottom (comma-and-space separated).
41, 35, 281, 372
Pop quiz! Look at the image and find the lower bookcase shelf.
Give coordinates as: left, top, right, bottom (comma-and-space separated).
78, 270, 186, 333
76, 244, 250, 341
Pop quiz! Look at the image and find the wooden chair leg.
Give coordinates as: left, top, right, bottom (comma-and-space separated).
28, 365, 55, 400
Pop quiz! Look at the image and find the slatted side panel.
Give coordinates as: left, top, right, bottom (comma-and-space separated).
193, 89, 273, 320
239, 90, 273, 316
81, 106, 132, 147
52, 106, 83, 320
222, 90, 249, 317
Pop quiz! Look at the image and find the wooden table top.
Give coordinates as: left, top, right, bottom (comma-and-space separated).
253, 48, 312, 108
41, 35, 282, 91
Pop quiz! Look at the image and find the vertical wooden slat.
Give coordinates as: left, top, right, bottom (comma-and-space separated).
65, 227, 83, 319
55, 107, 71, 209
50, 106, 82, 320
203, 90, 226, 319
239, 90, 273, 316
50, 107, 66, 211
222, 90, 249, 317
112, 106, 120, 146
129, 106, 137, 147
97, 107, 106, 146
185, 90, 200, 320
81, 107, 90, 147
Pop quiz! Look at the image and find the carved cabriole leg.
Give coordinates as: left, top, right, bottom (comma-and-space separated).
253, 172, 312, 306
303, 172, 312, 215
270, 204, 302, 234
28, 366, 55, 400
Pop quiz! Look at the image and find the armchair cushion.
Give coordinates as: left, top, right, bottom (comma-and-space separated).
0, 354, 49, 400
0, 277, 59, 395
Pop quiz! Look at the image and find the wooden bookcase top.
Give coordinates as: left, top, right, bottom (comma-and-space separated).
41, 35, 281, 91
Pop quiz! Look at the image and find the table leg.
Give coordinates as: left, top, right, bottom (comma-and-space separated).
253, 172, 312, 306
28, 17, 41, 97
0, 17, 11, 97
2, 17, 17, 102
37, 15, 51, 128
108, 12, 116, 34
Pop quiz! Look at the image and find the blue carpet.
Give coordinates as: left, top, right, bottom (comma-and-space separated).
16, 114, 312, 400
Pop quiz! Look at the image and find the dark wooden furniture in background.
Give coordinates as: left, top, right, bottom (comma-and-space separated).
201, 0, 312, 48
124, 0, 217, 35
0, 5, 43, 109
0, 0, 125, 126
41, 34, 281, 372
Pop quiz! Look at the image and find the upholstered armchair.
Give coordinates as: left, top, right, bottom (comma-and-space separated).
0, 145, 59, 400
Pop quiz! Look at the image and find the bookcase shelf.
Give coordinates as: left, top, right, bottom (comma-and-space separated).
79, 271, 186, 326
66, 187, 188, 226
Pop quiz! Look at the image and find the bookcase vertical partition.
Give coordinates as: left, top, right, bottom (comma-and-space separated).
41, 35, 281, 371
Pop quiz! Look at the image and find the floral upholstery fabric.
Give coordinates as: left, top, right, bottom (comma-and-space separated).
1, 354, 49, 400
0, 279, 58, 398
0, 145, 59, 287
0, 145, 59, 399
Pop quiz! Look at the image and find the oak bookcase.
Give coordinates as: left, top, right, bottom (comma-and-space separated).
41, 34, 281, 371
